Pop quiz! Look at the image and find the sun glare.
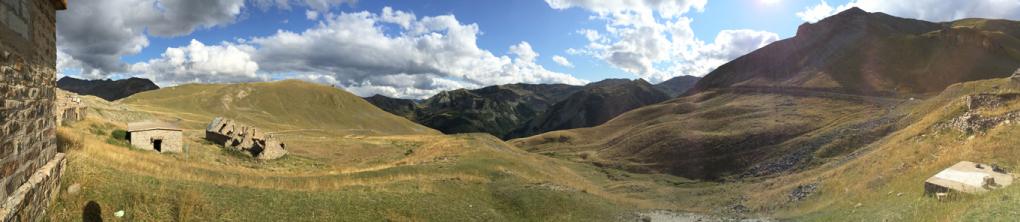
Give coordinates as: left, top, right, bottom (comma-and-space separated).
761, 0, 780, 5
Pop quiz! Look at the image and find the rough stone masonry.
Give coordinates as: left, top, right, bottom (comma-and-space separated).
205, 117, 288, 160
0, 0, 67, 221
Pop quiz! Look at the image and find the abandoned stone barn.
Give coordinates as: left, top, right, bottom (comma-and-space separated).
127, 121, 183, 153
0, 0, 67, 220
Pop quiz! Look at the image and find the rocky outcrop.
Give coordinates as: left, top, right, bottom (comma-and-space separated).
56, 76, 159, 101
363, 94, 418, 119
940, 93, 1020, 133
205, 117, 287, 160
508, 79, 671, 138
414, 83, 583, 139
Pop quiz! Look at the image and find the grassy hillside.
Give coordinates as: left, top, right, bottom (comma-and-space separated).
48, 80, 730, 221
762, 77, 1020, 221
515, 76, 1020, 221
120, 80, 437, 135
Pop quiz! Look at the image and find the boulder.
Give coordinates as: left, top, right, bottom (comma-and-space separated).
205, 117, 288, 160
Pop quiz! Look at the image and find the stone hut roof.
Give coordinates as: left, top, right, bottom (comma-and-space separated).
127, 121, 182, 132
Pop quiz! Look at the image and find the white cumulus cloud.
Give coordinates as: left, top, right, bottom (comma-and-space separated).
58, 2, 586, 99
305, 10, 320, 20
552, 55, 574, 68
545, 0, 779, 82
796, 1, 835, 23
129, 39, 265, 86
247, 8, 586, 98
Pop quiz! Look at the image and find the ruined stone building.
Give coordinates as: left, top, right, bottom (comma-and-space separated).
127, 121, 183, 153
0, 0, 67, 221
205, 117, 287, 160
55, 89, 86, 126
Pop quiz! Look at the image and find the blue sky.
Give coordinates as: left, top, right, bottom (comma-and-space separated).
55, 0, 1020, 98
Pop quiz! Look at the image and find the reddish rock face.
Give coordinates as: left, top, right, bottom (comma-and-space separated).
691, 7, 1020, 97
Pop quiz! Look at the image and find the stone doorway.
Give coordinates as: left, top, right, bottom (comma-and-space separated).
152, 139, 163, 152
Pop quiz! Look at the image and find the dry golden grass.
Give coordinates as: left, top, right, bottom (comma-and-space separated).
49, 88, 695, 220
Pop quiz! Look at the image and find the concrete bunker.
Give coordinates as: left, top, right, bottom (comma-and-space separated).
925, 161, 1014, 199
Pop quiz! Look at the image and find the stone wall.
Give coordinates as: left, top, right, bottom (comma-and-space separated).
54, 89, 86, 126
206, 117, 288, 160
0, 0, 65, 221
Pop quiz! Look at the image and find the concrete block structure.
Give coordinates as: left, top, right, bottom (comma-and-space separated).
127, 121, 183, 153
0, 0, 68, 221
924, 161, 1014, 196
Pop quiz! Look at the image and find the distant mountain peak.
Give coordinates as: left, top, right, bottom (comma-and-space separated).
56, 76, 160, 101
694, 9, 1020, 96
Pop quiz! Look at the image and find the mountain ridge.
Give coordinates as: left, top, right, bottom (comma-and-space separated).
689, 7, 1020, 96
56, 76, 160, 101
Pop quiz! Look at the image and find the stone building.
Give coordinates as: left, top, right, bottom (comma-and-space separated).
205, 117, 287, 160
0, 0, 68, 221
55, 89, 86, 126
127, 121, 183, 153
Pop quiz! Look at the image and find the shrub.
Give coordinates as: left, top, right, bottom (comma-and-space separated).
111, 129, 128, 140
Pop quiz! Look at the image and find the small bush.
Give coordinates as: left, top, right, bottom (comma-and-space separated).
404, 149, 415, 156
111, 129, 128, 140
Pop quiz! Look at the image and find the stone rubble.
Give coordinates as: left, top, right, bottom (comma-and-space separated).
940, 93, 1020, 134
789, 183, 819, 202
205, 117, 288, 160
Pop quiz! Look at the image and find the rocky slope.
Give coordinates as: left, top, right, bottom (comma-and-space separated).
654, 75, 701, 97
689, 7, 1020, 96
56, 76, 159, 101
367, 80, 674, 139
508, 79, 671, 139
363, 94, 419, 119
414, 83, 583, 138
